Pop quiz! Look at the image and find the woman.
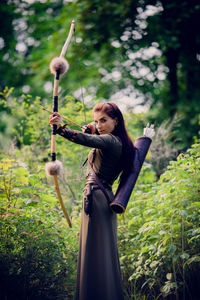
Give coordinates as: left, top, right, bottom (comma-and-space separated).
49, 102, 136, 300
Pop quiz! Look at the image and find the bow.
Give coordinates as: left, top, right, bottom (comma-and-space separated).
45, 20, 75, 228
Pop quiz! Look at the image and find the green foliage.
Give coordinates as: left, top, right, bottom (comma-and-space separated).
0, 88, 89, 204
75, 0, 200, 147
0, 88, 88, 299
1, 1, 200, 148
0, 87, 200, 299
150, 113, 183, 177
118, 139, 200, 299
0, 156, 79, 299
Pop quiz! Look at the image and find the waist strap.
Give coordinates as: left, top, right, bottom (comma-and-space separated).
88, 163, 111, 204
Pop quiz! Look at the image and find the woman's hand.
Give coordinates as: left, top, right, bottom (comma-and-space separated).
49, 112, 63, 127
143, 123, 155, 138
82, 123, 96, 134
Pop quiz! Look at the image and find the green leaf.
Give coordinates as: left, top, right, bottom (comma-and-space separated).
180, 253, 189, 260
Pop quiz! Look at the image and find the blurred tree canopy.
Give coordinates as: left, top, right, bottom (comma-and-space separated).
0, 0, 200, 147
1, 3, 200, 298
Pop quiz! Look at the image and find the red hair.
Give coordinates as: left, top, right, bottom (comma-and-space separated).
93, 102, 135, 184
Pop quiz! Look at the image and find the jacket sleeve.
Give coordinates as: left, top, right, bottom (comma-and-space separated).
56, 126, 120, 150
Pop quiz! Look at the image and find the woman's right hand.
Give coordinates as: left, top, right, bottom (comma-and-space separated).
82, 123, 96, 134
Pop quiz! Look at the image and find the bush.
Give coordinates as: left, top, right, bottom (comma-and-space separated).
118, 139, 200, 299
0, 156, 79, 300
2, 87, 200, 299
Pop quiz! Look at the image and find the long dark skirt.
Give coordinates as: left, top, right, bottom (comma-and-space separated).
75, 185, 124, 300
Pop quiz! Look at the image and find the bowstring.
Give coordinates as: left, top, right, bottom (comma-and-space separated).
73, 23, 88, 182
73, 26, 87, 124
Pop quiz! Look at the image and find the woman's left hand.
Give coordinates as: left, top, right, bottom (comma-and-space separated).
143, 123, 155, 138
49, 112, 63, 126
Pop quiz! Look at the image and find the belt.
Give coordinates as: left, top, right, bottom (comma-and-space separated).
86, 173, 112, 204
86, 174, 112, 191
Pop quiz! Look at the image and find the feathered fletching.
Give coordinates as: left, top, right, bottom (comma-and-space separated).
45, 160, 63, 177
49, 56, 69, 75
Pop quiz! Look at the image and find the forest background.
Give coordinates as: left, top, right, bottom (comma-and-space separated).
0, 0, 200, 299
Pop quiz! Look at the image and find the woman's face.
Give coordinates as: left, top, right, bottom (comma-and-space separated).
93, 111, 117, 135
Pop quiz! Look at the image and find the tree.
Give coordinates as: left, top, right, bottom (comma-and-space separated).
1, 0, 200, 147
75, 0, 200, 146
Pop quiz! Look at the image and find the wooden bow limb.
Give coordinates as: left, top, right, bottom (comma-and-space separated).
46, 20, 75, 228
60, 20, 75, 57
53, 176, 72, 228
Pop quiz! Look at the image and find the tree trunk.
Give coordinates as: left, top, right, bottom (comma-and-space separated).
165, 48, 179, 116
